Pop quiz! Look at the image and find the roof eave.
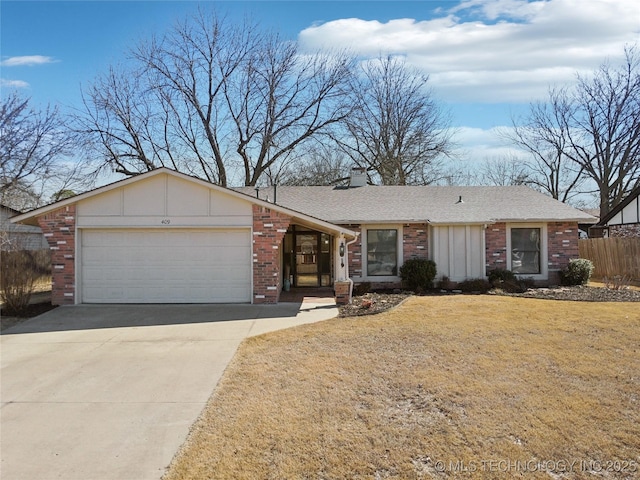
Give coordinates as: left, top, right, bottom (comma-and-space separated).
498, 216, 598, 224
10, 168, 358, 239
597, 185, 640, 226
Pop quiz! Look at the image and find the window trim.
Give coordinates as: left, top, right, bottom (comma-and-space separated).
506, 223, 548, 280
358, 224, 403, 282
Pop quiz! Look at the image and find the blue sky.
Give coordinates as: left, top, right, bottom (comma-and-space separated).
2, 0, 640, 162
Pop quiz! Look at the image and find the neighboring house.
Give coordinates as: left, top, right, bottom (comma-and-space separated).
579, 208, 600, 238
11, 167, 596, 306
1, 204, 48, 250
592, 186, 640, 238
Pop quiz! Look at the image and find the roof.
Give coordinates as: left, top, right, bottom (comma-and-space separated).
236, 185, 597, 225
9, 168, 357, 239
597, 184, 640, 226
1, 204, 22, 216
1, 206, 45, 236
9, 168, 596, 229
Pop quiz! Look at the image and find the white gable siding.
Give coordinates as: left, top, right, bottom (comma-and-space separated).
76, 173, 253, 228
608, 194, 639, 225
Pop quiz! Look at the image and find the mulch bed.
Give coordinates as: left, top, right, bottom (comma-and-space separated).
339, 292, 413, 317
339, 285, 640, 317
504, 285, 640, 302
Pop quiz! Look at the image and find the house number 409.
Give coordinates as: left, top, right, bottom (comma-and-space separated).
161, 219, 171, 225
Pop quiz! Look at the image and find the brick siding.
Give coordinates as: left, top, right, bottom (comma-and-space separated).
252, 205, 291, 304
547, 222, 579, 284
345, 224, 425, 291
485, 222, 507, 274
403, 224, 429, 261
609, 223, 640, 237
334, 281, 351, 305
37, 205, 76, 305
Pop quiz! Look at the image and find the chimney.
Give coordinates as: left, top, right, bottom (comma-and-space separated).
349, 167, 367, 188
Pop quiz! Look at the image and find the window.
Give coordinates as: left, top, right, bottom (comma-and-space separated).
510, 228, 540, 274
367, 229, 398, 276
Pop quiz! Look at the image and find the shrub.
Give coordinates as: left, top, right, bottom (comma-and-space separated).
457, 278, 492, 293
1, 250, 38, 316
560, 258, 594, 286
437, 275, 453, 290
399, 259, 437, 292
488, 269, 516, 286
604, 275, 630, 291
504, 277, 536, 293
353, 282, 371, 296
488, 269, 534, 293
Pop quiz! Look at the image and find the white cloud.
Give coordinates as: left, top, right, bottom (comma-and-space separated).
450, 126, 532, 165
1, 78, 29, 89
1, 55, 57, 67
299, 0, 640, 103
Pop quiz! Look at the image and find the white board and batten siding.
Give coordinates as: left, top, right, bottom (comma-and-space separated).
608, 194, 640, 225
76, 173, 253, 303
431, 225, 485, 282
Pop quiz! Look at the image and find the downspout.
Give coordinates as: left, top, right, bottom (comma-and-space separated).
344, 234, 360, 303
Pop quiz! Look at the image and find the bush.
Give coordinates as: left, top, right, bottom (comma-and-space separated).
1, 250, 38, 316
560, 258, 594, 286
488, 269, 516, 285
400, 259, 437, 292
506, 277, 536, 293
353, 282, 371, 296
487, 269, 534, 293
603, 275, 631, 291
437, 275, 453, 290
457, 278, 492, 293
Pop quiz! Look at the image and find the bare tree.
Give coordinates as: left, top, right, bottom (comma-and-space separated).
567, 46, 640, 217
504, 95, 586, 202
336, 55, 454, 185
272, 143, 350, 186
78, 65, 176, 178
223, 34, 353, 186
509, 46, 640, 216
0, 93, 88, 210
478, 155, 531, 186
77, 10, 353, 187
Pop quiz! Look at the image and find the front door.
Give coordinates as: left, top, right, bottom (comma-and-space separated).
286, 231, 332, 288
296, 233, 318, 286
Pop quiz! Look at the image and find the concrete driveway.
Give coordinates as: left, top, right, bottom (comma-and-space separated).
1, 301, 337, 480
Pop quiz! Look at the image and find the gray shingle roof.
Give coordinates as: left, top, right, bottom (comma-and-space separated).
236, 185, 597, 225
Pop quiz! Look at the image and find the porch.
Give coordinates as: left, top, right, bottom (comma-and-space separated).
278, 287, 336, 304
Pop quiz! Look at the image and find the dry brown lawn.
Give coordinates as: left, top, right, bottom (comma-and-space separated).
164, 296, 640, 479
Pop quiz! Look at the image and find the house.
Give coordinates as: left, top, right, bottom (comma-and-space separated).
592, 185, 640, 238
1, 204, 49, 250
10, 167, 596, 306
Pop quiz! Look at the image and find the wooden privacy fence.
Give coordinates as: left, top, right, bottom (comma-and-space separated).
578, 237, 640, 280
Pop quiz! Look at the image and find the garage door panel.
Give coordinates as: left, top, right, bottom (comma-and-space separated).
81, 229, 251, 303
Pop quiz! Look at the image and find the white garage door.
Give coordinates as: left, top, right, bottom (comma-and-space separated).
80, 229, 251, 303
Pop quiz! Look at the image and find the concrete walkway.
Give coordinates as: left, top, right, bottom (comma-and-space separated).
0, 301, 338, 480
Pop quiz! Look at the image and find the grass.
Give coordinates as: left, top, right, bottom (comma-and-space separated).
164, 296, 640, 479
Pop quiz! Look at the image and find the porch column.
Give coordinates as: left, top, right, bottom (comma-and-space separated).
335, 234, 349, 281
334, 234, 352, 304
252, 205, 291, 304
